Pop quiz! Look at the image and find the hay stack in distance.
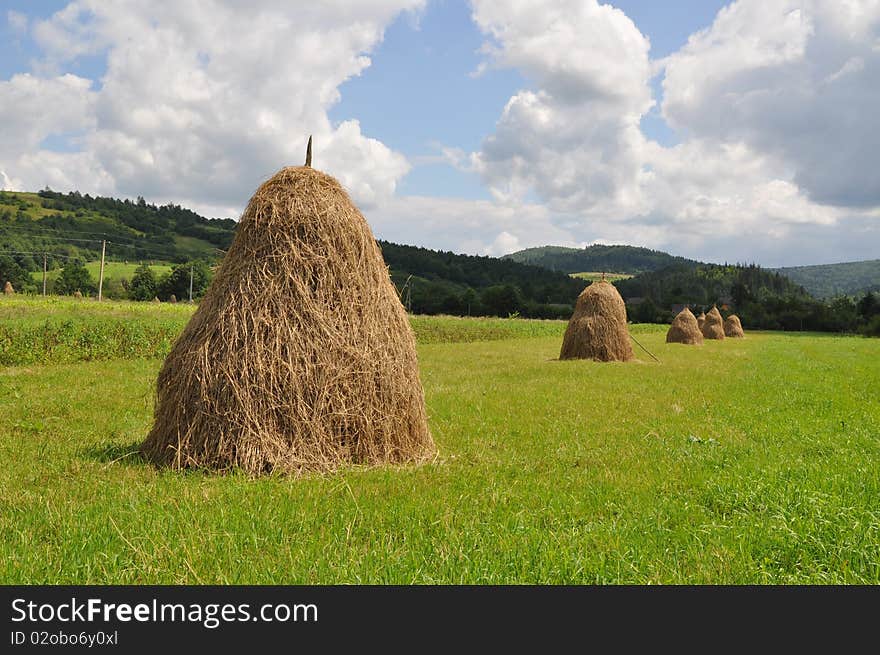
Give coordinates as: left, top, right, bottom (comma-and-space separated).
724, 314, 745, 338
169, 294, 177, 304
152, 296, 160, 303
141, 151, 434, 475
73, 290, 83, 299
701, 306, 725, 340
697, 312, 706, 330
3, 281, 13, 296
666, 307, 703, 345
560, 280, 633, 362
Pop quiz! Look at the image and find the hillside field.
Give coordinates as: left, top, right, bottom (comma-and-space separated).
571, 271, 633, 283
0, 296, 878, 583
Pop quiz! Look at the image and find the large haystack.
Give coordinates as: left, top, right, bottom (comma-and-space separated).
666, 307, 703, 345
701, 306, 725, 340
697, 312, 706, 330
141, 162, 434, 475
724, 314, 745, 338
4, 281, 14, 296
560, 281, 633, 362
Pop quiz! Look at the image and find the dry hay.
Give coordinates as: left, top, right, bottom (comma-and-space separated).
697, 312, 706, 330
73, 290, 83, 299
666, 307, 703, 345
724, 314, 745, 338
141, 164, 434, 475
701, 306, 725, 340
3, 281, 13, 296
169, 294, 177, 304
152, 296, 160, 303
560, 280, 634, 362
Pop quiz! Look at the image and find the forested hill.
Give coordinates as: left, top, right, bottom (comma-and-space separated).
613, 263, 880, 333
773, 259, 880, 298
379, 241, 587, 317
503, 244, 698, 274
0, 189, 237, 265
0, 189, 586, 318
616, 263, 808, 309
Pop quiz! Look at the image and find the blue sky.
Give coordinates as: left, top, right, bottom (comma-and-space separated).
2, 1, 878, 266
330, 0, 730, 198
2, 1, 104, 78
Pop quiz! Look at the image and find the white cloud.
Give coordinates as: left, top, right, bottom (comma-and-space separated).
661, 0, 880, 208
368, 194, 577, 256
471, 0, 652, 215
0, 73, 95, 153
4, 0, 880, 268
463, 0, 880, 265
7, 10, 28, 33
1, 0, 422, 213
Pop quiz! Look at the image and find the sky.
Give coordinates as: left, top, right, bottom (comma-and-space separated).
1, 0, 879, 267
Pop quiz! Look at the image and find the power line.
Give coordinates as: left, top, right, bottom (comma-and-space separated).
4, 235, 104, 245
0, 231, 190, 261
0, 226, 145, 244
0, 222, 182, 243
1, 222, 228, 264
1, 225, 216, 249
0, 249, 77, 260
0, 224, 123, 238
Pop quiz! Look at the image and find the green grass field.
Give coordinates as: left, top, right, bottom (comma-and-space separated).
0, 296, 878, 583
571, 271, 633, 282
30, 261, 174, 287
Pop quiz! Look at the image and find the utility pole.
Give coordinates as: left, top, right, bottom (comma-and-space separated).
42, 253, 47, 297
188, 263, 194, 303
97, 239, 106, 302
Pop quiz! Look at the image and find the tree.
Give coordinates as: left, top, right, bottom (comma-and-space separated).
157, 260, 212, 301
0, 255, 34, 293
481, 284, 522, 317
461, 288, 479, 316
632, 297, 659, 323
731, 280, 752, 308
55, 259, 96, 296
857, 292, 880, 320
128, 263, 158, 301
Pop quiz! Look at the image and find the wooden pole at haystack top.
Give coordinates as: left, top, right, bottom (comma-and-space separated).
305, 136, 312, 168
97, 240, 106, 301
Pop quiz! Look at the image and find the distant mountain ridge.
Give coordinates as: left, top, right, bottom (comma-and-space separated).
773, 260, 880, 298
503, 244, 699, 274
506, 243, 880, 301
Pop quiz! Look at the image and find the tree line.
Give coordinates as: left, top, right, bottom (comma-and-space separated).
380, 241, 587, 319
0, 255, 212, 302
2, 189, 878, 334
617, 263, 880, 336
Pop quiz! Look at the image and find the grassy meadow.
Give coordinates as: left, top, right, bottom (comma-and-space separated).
0, 295, 878, 583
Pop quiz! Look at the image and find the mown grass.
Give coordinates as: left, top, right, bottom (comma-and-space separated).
1, 322, 877, 583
